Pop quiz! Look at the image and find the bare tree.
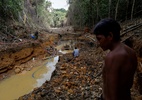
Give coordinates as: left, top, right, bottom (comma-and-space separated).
108, 0, 111, 18
96, 0, 99, 21
131, 0, 136, 20
115, 0, 120, 20
125, 0, 129, 20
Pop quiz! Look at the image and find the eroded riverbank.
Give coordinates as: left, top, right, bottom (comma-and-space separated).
0, 28, 142, 100
0, 56, 59, 100
0, 36, 75, 100
18, 32, 142, 100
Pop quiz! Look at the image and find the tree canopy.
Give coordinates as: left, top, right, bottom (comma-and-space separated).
0, 0, 142, 29
67, 0, 142, 28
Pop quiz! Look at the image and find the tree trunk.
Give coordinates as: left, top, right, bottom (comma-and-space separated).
125, 0, 129, 20
115, 0, 119, 20
108, 0, 111, 18
131, 0, 135, 20
1, 0, 4, 18
91, 0, 95, 27
96, 0, 99, 21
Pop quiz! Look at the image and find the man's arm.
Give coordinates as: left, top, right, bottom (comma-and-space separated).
104, 54, 124, 100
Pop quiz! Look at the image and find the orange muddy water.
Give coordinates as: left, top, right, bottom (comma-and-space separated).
0, 41, 73, 100
0, 56, 59, 100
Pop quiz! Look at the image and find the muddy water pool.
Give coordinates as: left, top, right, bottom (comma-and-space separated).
0, 40, 74, 100
0, 56, 59, 100
56, 40, 74, 54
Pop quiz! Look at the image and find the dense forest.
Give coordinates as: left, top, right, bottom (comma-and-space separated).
0, 0, 67, 29
67, 0, 142, 28
0, 0, 142, 29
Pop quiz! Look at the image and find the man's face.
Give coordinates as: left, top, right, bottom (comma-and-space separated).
96, 34, 111, 51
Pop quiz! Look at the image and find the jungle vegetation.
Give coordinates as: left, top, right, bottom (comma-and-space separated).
0, 0, 142, 29
66, 0, 142, 28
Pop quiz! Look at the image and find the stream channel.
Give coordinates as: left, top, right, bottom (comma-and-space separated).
0, 41, 74, 100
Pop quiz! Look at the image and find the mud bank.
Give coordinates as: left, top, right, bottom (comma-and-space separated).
18, 33, 142, 100
0, 28, 142, 100
0, 34, 58, 77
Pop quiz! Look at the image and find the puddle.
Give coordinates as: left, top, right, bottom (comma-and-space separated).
0, 41, 74, 100
0, 56, 59, 100
58, 49, 73, 54
36, 56, 59, 87
56, 40, 74, 54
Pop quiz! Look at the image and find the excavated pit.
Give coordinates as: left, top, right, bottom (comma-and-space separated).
0, 22, 142, 100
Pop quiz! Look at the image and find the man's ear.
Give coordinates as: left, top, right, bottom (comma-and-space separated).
108, 32, 113, 40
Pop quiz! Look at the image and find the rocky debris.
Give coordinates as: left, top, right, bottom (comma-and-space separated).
18, 27, 142, 100
0, 19, 142, 99
18, 43, 105, 100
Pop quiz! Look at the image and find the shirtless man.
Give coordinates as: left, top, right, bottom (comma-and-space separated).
93, 19, 137, 100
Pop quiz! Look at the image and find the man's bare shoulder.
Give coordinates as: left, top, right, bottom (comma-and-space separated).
105, 46, 129, 67
106, 50, 127, 61
108, 43, 135, 59
107, 43, 137, 68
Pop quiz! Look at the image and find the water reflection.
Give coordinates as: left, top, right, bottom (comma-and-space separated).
59, 49, 73, 54
36, 56, 59, 87
56, 40, 74, 54
0, 40, 74, 100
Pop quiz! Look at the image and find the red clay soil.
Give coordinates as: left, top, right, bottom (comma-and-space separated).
0, 24, 142, 99
0, 31, 59, 80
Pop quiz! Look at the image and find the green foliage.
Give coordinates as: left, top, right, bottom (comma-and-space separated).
55, 8, 67, 13
50, 9, 67, 27
31, 0, 52, 27
67, 0, 95, 28
67, 0, 142, 28
99, 0, 109, 18
0, 0, 23, 20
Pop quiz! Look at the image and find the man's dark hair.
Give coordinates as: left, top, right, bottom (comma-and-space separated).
35, 31, 38, 36
93, 18, 121, 41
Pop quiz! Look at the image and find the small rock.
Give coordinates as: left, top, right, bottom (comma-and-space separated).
15, 68, 21, 74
